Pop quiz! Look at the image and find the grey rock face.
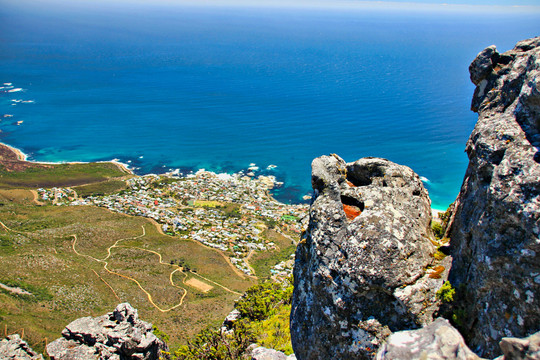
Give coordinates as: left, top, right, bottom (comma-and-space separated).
251, 346, 294, 360
0, 334, 43, 360
447, 36, 540, 357
376, 318, 484, 360
498, 331, 540, 360
291, 155, 445, 360
47, 303, 168, 360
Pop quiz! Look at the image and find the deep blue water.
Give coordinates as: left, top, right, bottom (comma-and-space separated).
1, 2, 539, 209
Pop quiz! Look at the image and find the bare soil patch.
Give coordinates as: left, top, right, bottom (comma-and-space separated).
185, 278, 214, 293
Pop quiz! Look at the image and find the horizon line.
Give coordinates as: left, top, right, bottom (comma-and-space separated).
8, 0, 540, 13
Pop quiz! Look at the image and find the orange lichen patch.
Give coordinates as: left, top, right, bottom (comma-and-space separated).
428, 265, 445, 279
346, 180, 356, 187
343, 204, 362, 220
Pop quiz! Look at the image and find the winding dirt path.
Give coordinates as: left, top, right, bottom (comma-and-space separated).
29, 190, 45, 206
0, 220, 29, 234
147, 218, 255, 280
71, 224, 242, 312
71, 226, 188, 312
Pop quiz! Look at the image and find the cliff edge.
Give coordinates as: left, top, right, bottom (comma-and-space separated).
446, 37, 540, 357
290, 36, 539, 360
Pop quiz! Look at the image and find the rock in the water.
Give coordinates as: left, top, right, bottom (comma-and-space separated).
251, 346, 293, 360
375, 318, 484, 360
498, 331, 540, 360
291, 155, 445, 360
447, 36, 540, 357
47, 303, 168, 360
0, 334, 43, 360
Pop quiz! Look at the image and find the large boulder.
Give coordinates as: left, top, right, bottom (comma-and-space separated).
0, 334, 43, 360
497, 331, 540, 360
47, 303, 168, 360
376, 318, 484, 360
446, 37, 540, 357
291, 155, 446, 360
251, 346, 295, 360
376, 319, 540, 360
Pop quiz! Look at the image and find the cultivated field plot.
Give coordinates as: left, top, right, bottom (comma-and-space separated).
0, 189, 255, 354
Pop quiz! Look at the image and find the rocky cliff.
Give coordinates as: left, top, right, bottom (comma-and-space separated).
291, 156, 448, 359
446, 37, 540, 357
290, 36, 539, 360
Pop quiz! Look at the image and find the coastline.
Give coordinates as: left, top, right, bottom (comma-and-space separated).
0, 141, 133, 175
0, 142, 28, 161
1, 141, 450, 216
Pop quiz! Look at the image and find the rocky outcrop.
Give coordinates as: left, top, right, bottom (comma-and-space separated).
291, 155, 447, 360
446, 37, 540, 357
0, 334, 43, 360
376, 318, 483, 360
251, 346, 296, 360
497, 331, 540, 360
47, 303, 168, 360
376, 319, 540, 360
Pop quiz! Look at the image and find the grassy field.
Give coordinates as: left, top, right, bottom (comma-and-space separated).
72, 180, 128, 197
0, 189, 256, 355
0, 162, 129, 189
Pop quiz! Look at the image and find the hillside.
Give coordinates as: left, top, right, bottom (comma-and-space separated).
0, 150, 304, 356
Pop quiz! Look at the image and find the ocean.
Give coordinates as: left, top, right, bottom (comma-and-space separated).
1, 1, 539, 209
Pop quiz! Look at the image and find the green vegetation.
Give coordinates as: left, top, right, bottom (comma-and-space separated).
432, 221, 445, 239
0, 162, 127, 189
433, 249, 447, 260
73, 180, 127, 197
281, 215, 297, 222
250, 304, 293, 354
152, 324, 170, 343
0, 189, 255, 356
432, 206, 453, 240
250, 230, 295, 280
452, 309, 467, 327
437, 281, 455, 303
0, 234, 15, 254
235, 282, 292, 321
0, 158, 300, 357
0, 279, 53, 302
174, 279, 294, 359
194, 200, 223, 208
173, 322, 254, 360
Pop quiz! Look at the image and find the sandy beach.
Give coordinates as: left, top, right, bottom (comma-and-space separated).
0, 142, 28, 161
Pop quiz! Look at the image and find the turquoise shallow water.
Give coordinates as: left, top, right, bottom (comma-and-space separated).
1, 2, 539, 208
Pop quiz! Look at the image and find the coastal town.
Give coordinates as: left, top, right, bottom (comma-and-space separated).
37, 169, 308, 276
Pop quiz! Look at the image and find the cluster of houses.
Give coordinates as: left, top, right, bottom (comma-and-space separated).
38, 170, 307, 276
270, 255, 295, 282
37, 187, 76, 205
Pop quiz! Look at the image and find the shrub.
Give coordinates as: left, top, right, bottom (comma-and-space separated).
432, 222, 444, 239
173, 321, 255, 360
437, 281, 455, 303
235, 281, 292, 321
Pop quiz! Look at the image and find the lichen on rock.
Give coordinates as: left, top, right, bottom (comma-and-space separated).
447, 36, 540, 357
291, 155, 445, 360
